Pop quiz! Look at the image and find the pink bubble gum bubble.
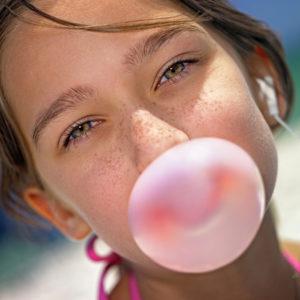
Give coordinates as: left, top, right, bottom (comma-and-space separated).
128, 138, 265, 273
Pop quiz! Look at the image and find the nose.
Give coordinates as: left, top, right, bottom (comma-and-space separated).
130, 110, 190, 173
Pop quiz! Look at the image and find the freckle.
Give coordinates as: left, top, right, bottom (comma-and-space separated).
211, 103, 221, 113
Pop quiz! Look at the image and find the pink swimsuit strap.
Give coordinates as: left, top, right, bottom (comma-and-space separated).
88, 234, 300, 300
283, 251, 300, 274
86, 235, 142, 300
96, 258, 141, 300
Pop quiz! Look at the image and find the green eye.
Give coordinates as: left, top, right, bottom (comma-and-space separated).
63, 119, 101, 148
164, 62, 186, 80
157, 58, 199, 88
70, 122, 92, 139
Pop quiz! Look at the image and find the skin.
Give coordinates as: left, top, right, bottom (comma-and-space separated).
1, 0, 299, 299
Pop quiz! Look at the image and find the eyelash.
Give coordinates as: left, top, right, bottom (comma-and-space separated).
62, 57, 199, 150
155, 57, 200, 90
62, 118, 103, 149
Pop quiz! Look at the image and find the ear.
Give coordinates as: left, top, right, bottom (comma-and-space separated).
245, 47, 288, 129
23, 186, 92, 241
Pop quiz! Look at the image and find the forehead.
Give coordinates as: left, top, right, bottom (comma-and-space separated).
2, 0, 188, 75
24, 0, 186, 24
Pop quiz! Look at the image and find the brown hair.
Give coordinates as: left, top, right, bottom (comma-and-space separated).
0, 0, 295, 222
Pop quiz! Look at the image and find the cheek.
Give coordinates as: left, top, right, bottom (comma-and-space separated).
37, 144, 140, 257
178, 66, 278, 203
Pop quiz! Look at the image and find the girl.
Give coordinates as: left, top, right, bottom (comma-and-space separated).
0, 0, 299, 299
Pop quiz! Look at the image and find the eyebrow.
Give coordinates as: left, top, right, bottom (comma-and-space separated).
123, 24, 201, 66
32, 24, 202, 146
32, 86, 95, 145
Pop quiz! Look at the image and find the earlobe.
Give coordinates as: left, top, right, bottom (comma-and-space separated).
23, 187, 92, 240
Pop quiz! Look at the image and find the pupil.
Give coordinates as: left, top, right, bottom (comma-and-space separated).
167, 63, 184, 78
71, 122, 91, 139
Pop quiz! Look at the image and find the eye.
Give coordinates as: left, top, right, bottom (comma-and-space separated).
155, 58, 199, 90
62, 118, 103, 149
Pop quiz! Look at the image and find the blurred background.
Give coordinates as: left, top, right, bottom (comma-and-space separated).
0, 1, 299, 299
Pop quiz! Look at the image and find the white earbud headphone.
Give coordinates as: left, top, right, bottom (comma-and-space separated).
256, 76, 299, 139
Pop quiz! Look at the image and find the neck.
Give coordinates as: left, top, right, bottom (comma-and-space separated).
130, 210, 299, 300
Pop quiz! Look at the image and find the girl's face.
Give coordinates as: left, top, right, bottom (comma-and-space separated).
2, 0, 278, 270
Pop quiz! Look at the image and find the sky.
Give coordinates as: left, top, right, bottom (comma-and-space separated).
230, 0, 300, 48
